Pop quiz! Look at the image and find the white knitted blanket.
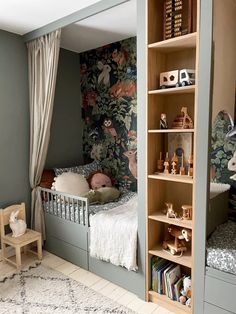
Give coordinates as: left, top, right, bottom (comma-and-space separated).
89, 195, 138, 271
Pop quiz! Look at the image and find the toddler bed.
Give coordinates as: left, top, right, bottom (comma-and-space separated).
40, 185, 142, 295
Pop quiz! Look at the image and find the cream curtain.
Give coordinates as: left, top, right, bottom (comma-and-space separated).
28, 29, 61, 239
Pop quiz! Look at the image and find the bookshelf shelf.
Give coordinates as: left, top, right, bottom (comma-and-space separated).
148, 213, 193, 229
148, 129, 194, 134
149, 291, 192, 314
148, 86, 195, 96
148, 174, 193, 184
148, 32, 197, 53
149, 245, 192, 268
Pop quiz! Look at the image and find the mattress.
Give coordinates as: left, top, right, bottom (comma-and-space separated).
206, 220, 236, 275
44, 190, 137, 225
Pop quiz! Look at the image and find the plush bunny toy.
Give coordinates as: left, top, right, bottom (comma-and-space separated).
9, 210, 27, 237
228, 151, 236, 180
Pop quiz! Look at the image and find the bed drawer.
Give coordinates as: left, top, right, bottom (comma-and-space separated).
45, 212, 88, 251
204, 302, 234, 314
205, 267, 236, 313
45, 235, 88, 270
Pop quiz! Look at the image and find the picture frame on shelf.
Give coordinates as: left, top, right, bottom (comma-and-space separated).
168, 133, 193, 171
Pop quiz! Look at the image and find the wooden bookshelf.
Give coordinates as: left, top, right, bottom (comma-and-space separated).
149, 245, 192, 268
148, 32, 197, 52
148, 129, 194, 134
146, 0, 199, 312
148, 174, 193, 184
148, 213, 193, 229
149, 291, 191, 314
148, 86, 195, 95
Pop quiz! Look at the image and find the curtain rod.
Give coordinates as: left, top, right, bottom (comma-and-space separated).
24, 0, 130, 43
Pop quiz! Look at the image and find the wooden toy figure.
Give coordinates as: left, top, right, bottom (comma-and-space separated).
165, 203, 177, 218
188, 155, 193, 177
160, 113, 168, 129
179, 153, 185, 175
157, 152, 164, 172
164, 152, 170, 174
163, 225, 192, 255
181, 107, 194, 129
171, 152, 178, 175
182, 205, 192, 220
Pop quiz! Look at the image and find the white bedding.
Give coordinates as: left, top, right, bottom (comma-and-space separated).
89, 195, 138, 271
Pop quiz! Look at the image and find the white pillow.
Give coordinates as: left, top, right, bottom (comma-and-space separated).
52, 172, 90, 197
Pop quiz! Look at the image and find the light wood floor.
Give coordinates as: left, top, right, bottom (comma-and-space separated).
0, 251, 175, 314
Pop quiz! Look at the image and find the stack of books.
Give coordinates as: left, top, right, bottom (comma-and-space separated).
151, 256, 185, 301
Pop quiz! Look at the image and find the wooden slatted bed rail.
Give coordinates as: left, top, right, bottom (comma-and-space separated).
39, 187, 89, 227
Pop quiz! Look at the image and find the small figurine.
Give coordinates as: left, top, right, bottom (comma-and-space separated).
181, 107, 194, 129
172, 107, 193, 129
163, 225, 192, 255
157, 152, 164, 172
179, 153, 185, 175
171, 153, 178, 175
164, 152, 170, 174
182, 205, 192, 220
179, 277, 192, 307
160, 113, 168, 129
165, 203, 177, 218
188, 155, 193, 177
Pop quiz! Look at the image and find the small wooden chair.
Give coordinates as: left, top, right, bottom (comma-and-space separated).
0, 203, 42, 269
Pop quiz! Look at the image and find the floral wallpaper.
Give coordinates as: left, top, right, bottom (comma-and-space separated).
80, 37, 137, 191
211, 110, 236, 184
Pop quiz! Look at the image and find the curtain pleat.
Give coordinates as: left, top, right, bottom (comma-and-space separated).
27, 29, 61, 239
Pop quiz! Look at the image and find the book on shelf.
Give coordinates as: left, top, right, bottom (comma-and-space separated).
151, 257, 186, 302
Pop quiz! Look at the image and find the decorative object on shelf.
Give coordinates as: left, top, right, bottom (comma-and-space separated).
160, 113, 168, 129
179, 153, 185, 175
157, 152, 164, 172
171, 152, 178, 174
179, 276, 192, 307
160, 69, 195, 89
165, 202, 177, 218
188, 154, 193, 177
168, 133, 192, 170
182, 205, 192, 220
163, 0, 193, 40
164, 152, 170, 174
9, 210, 27, 238
163, 225, 192, 255
172, 106, 193, 129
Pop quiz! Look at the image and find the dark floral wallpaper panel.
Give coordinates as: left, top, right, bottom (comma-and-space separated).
80, 37, 137, 191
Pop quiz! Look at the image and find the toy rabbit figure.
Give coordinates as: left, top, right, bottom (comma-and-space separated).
9, 210, 27, 237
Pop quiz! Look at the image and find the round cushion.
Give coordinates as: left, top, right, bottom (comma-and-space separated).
53, 172, 90, 196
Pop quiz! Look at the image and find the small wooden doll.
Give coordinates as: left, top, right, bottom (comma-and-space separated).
164, 152, 170, 174
188, 155, 193, 177
179, 153, 185, 175
157, 152, 164, 172
160, 113, 168, 129
171, 152, 178, 175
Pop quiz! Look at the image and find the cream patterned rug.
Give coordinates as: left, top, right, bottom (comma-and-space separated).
0, 264, 135, 314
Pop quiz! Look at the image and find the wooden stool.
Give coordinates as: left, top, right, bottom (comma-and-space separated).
0, 203, 42, 270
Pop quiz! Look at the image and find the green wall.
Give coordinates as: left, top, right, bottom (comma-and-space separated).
46, 48, 83, 168
0, 30, 30, 215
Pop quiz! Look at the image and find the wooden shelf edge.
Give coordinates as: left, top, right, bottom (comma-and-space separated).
149, 245, 192, 268
148, 129, 194, 134
148, 85, 195, 95
148, 213, 193, 229
148, 32, 197, 52
149, 290, 192, 314
148, 174, 193, 184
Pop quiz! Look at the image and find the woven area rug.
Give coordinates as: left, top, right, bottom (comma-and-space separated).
0, 263, 135, 314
